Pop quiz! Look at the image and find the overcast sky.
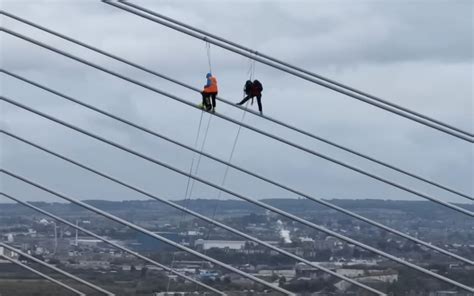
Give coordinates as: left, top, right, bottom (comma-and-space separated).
1, 0, 473, 212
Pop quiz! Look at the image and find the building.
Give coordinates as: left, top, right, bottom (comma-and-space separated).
195, 239, 246, 251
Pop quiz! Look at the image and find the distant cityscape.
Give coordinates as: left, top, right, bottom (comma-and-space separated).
1, 198, 473, 296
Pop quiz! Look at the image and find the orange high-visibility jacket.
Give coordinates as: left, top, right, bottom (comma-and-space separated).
203, 76, 218, 93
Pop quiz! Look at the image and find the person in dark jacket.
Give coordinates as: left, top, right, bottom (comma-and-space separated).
236, 80, 263, 115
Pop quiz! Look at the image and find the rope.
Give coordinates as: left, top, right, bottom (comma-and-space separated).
166, 110, 206, 292
183, 114, 213, 291
205, 101, 249, 242
166, 39, 214, 290
190, 102, 249, 292
246, 56, 255, 81
205, 41, 212, 74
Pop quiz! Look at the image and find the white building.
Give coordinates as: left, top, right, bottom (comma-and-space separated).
195, 239, 246, 250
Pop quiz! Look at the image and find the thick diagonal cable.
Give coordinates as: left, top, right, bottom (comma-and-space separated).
101, 1, 473, 143
1, 99, 472, 293
0, 242, 114, 296
117, 0, 474, 139
0, 169, 295, 296
0, 10, 468, 201
0, 132, 386, 296
1, 12, 470, 201
0, 192, 226, 296
0, 253, 86, 296
1, 30, 471, 216
4, 72, 471, 265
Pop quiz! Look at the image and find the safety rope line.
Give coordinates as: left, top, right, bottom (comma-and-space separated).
206, 40, 212, 74
246, 57, 256, 81
166, 113, 212, 293
204, 101, 250, 243
166, 110, 205, 292
248, 55, 256, 104
185, 115, 213, 200
181, 113, 214, 292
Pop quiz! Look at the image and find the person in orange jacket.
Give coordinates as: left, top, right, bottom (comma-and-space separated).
200, 72, 218, 112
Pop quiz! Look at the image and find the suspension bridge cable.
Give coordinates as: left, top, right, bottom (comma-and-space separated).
1, 31, 471, 216
1, 12, 470, 201
117, 0, 474, 139
0, 192, 226, 296
1, 99, 472, 292
101, 1, 474, 143
2, 31, 471, 216
0, 132, 386, 296
0, 170, 296, 296
0, 242, 115, 296
3, 72, 471, 265
0, 254, 86, 296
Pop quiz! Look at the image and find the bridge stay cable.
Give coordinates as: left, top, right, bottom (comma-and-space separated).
1, 29, 471, 216
116, 0, 474, 140
0, 242, 115, 296
1, 11, 471, 202
0, 192, 227, 296
1, 8, 473, 292
0, 131, 387, 296
101, 1, 474, 143
1, 97, 472, 293
0, 169, 297, 296
0, 253, 86, 296
2, 70, 471, 265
